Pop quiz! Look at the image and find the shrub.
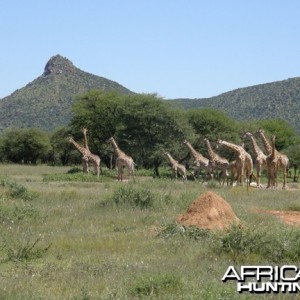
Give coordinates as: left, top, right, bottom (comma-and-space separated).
6, 237, 52, 262
110, 185, 155, 209
157, 223, 210, 240
130, 273, 182, 297
215, 225, 300, 263
0, 178, 38, 200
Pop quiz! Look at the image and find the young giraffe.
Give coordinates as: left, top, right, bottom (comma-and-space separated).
163, 152, 187, 181
81, 127, 101, 176
256, 128, 289, 189
243, 131, 267, 187
203, 137, 229, 185
216, 139, 253, 188
107, 137, 134, 181
68, 137, 101, 176
183, 139, 212, 181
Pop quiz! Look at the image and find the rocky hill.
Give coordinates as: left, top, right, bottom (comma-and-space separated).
1, 55, 300, 134
170, 77, 300, 133
0, 55, 132, 131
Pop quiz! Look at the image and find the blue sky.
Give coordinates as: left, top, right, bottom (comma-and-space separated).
1, 1, 300, 99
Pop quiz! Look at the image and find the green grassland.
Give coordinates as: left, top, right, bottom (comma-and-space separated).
1, 164, 300, 299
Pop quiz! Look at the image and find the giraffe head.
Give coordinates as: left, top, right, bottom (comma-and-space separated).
107, 137, 114, 144
270, 135, 276, 143
242, 131, 253, 139
82, 127, 88, 134
67, 136, 74, 143
183, 139, 188, 145
257, 128, 265, 135
216, 139, 223, 149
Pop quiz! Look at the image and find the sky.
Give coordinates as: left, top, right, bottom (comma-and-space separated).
1, 0, 300, 100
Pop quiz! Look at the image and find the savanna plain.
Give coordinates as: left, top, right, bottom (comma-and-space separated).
1, 164, 300, 300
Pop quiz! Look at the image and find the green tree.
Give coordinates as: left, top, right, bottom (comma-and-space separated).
0, 128, 51, 164
117, 94, 195, 174
186, 108, 240, 158
257, 119, 299, 150
70, 90, 125, 167
49, 127, 82, 165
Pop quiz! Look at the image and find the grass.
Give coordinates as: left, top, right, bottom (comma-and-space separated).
0, 164, 300, 299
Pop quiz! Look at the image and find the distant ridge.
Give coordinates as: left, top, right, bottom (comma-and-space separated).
0, 55, 132, 131
1, 55, 300, 133
170, 77, 300, 133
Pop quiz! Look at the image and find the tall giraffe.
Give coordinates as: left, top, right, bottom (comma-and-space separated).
68, 137, 101, 176
107, 137, 134, 181
243, 132, 267, 187
163, 152, 187, 181
81, 127, 101, 176
216, 139, 253, 187
183, 139, 212, 181
257, 128, 289, 188
266, 135, 279, 189
203, 137, 229, 185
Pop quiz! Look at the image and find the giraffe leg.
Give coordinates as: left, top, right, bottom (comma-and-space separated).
82, 157, 89, 174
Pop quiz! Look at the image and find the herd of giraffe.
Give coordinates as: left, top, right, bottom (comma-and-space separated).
68, 128, 134, 181
68, 128, 289, 189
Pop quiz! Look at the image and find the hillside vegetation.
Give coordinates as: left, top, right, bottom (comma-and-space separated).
0, 55, 132, 131
1, 54, 300, 133
170, 77, 300, 133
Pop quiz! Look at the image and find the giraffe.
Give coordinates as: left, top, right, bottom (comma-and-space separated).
67, 137, 101, 176
242, 131, 267, 187
203, 137, 229, 185
266, 135, 279, 189
183, 139, 212, 181
81, 127, 102, 176
216, 139, 253, 188
163, 152, 187, 181
107, 137, 134, 181
256, 128, 289, 188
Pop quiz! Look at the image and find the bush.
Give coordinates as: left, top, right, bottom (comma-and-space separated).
157, 223, 210, 240
110, 185, 155, 209
0, 178, 38, 200
130, 273, 182, 297
6, 237, 51, 262
215, 224, 300, 263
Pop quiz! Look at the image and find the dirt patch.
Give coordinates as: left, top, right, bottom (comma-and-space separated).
253, 209, 300, 226
177, 191, 240, 230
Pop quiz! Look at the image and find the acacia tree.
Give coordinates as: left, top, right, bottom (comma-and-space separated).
257, 119, 299, 151
70, 90, 125, 166
117, 94, 195, 175
186, 108, 241, 159
0, 128, 51, 164
70, 91, 195, 174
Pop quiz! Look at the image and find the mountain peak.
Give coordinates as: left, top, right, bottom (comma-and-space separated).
43, 54, 76, 75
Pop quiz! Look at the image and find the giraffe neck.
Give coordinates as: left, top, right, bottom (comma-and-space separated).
221, 141, 242, 155
70, 139, 88, 156
270, 137, 276, 160
259, 131, 272, 155
166, 153, 177, 165
185, 142, 201, 160
110, 138, 124, 157
82, 131, 90, 151
205, 139, 216, 160
248, 135, 263, 156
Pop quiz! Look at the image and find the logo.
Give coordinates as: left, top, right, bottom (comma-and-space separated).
222, 266, 300, 293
